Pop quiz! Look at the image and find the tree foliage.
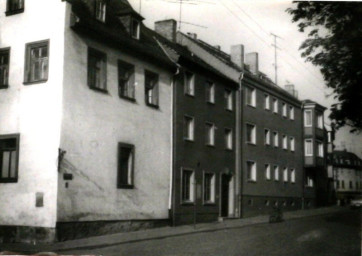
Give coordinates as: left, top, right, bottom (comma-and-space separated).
287, 2, 362, 133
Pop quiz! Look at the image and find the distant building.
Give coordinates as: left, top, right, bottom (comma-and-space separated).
328, 150, 362, 204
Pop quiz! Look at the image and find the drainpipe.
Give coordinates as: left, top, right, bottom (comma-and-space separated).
301, 102, 305, 210
236, 72, 244, 218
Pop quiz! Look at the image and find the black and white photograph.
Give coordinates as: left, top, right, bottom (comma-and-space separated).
0, 0, 361, 255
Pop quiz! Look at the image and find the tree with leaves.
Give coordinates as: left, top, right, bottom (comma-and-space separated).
287, 2, 362, 133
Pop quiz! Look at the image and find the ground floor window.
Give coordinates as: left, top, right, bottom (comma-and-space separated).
203, 172, 215, 203
182, 168, 195, 203
0, 134, 20, 183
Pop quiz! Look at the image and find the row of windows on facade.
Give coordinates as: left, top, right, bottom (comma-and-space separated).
246, 124, 296, 151
336, 180, 362, 190
332, 157, 362, 166
0, 41, 49, 88
245, 86, 295, 120
183, 116, 233, 149
246, 161, 296, 184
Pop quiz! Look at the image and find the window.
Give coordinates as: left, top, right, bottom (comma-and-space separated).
317, 141, 324, 157
246, 87, 256, 107
290, 169, 295, 183
131, 19, 140, 39
305, 139, 313, 156
117, 143, 134, 188
265, 164, 271, 180
264, 129, 270, 145
6, 0, 24, 15
184, 71, 194, 96
118, 60, 135, 100
87, 47, 107, 91
247, 161, 257, 181
264, 94, 270, 110
273, 98, 278, 113
182, 169, 195, 202
205, 123, 215, 146
349, 181, 353, 189
273, 131, 279, 147
306, 176, 314, 187
203, 172, 215, 203
304, 110, 312, 127
282, 135, 287, 150
224, 89, 233, 111
24, 40, 49, 84
145, 71, 159, 107
317, 114, 323, 129
0, 49, 10, 88
184, 116, 194, 141
283, 167, 288, 182
225, 128, 233, 150
0, 135, 19, 183
290, 137, 295, 152
274, 165, 279, 181
336, 180, 340, 189
95, 0, 106, 22
341, 180, 345, 189
289, 106, 294, 120
282, 102, 287, 117
206, 81, 215, 103
246, 124, 256, 144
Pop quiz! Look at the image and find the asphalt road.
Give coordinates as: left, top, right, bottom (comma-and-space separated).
64, 209, 361, 256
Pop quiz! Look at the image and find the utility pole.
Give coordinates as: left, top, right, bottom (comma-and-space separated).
179, 0, 182, 30
271, 33, 281, 85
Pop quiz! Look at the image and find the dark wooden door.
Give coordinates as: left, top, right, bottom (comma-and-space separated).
221, 174, 230, 217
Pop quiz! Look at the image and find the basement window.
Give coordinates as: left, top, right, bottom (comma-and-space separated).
0, 134, 20, 183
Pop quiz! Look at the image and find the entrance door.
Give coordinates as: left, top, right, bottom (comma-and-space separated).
221, 174, 231, 217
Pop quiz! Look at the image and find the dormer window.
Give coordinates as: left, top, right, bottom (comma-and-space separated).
95, 0, 106, 22
131, 19, 140, 39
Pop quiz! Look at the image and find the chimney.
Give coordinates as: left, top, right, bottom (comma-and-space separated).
187, 32, 197, 39
230, 44, 244, 69
284, 83, 299, 98
245, 52, 259, 75
154, 19, 177, 42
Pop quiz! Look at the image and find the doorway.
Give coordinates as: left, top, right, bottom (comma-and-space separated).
221, 174, 232, 217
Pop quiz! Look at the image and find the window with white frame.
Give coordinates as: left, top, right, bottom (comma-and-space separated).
273, 98, 278, 113
203, 172, 215, 203
289, 106, 294, 120
265, 164, 271, 180
264, 129, 270, 145
290, 137, 295, 151
205, 123, 215, 146
95, 0, 106, 22
274, 165, 279, 181
182, 169, 195, 202
306, 175, 314, 187
282, 102, 287, 117
225, 128, 232, 150
290, 169, 295, 183
282, 135, 287, 150
184, 71, 195, 96
246, 87, 256, 107
273, 131, 279, 147
206, 81, 215, 103
264, 94, 270, 110
225, 89, 233, 111
246, 124, 256, 144
184, 116, 194, 141
317, 141, 324, 157
317, 114, 323, 129
304, 110, 312, 127
247, 161, 257, 181
283, 167, 288, 182
305, 139, 313, 156
25, 40, 49, 84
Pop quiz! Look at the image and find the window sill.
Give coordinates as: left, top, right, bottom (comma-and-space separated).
246, 104, 256, 108
146, 102, 159, 109
203, 202, 216, 206
0, 85, 9, 89
117, 184, 134, 189
246, 142, 256, 146
5, 9, 24, 16
89, 86, 108, 94
206, 101, 215, 105
206, 144, 215, 148
185, 93, 195, 98
265, 143, 271, 147
265, 108, 270, 111
23, 79, 48, 86
120, 95, 136, 103
225, 148, 233, 152
184, 138, 194, 143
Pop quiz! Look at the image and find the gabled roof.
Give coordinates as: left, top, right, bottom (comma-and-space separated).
66, 0, 173, 70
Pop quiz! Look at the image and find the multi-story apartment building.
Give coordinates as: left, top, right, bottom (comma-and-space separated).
328, 150, 362, 204
0, 0, 175, 242
173, 30, 305, 218
154, 20, 239, 225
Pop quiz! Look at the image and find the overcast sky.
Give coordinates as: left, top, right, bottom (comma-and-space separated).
128, 0, 362, 157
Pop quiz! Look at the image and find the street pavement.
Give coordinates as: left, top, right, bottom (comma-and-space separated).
0, 206, 360, 255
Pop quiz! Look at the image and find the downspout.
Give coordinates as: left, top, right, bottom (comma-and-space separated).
301, 101, 305, 210
236, 72, 244, 218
